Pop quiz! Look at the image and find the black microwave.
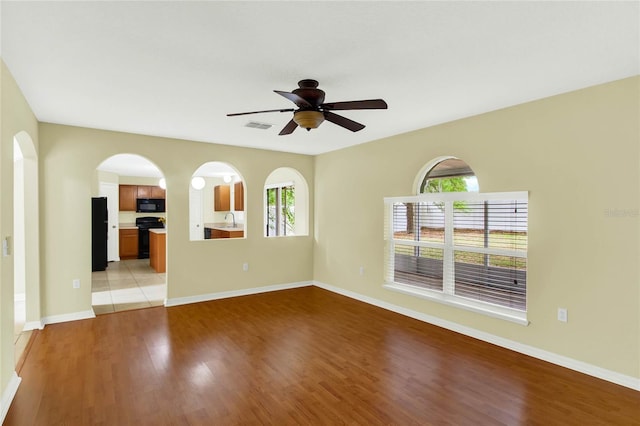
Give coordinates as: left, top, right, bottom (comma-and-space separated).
136, 198, 165, 213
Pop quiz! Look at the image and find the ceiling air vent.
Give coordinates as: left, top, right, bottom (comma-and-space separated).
245, 121, 272, 130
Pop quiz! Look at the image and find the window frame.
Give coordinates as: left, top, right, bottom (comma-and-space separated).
384, 191, 529, 325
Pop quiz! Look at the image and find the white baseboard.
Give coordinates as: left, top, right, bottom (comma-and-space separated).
1, 372, 21, 424
313, 281, 640, 391
165, 281, 313, 307
23, 320, 44, 331
42, 310, 96, 326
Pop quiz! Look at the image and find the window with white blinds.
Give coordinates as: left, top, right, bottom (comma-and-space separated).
384, 191, 528, 324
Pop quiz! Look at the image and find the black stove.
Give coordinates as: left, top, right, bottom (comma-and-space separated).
135, 216, 164, 259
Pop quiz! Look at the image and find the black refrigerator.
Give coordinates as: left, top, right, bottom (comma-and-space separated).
92, 197, 108, 271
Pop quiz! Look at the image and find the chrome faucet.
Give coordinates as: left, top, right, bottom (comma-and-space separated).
224, 212, 236, 228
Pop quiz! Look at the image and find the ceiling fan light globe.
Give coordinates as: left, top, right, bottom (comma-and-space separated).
293, 111, 324, 130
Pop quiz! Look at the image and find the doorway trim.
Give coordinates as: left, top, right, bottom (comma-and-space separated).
13, 131, 42, 332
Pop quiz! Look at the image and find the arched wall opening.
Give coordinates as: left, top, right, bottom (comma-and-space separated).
93, 154, 167, 314
189, 161, 246, 241
264, 167, 309, 237
13, 130, 41, 342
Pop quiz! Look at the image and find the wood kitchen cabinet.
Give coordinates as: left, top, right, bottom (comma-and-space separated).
214, 185, 230, 211
234, 182, 244, 211
119, 229, 139, 260
208, 228, 244, 239
136, 185, 151, 199
150, 186, 166, 198
119, 185, 138, 211
119, 185, 166, 211
136, 185, 165, 199
149, 230, 166, 273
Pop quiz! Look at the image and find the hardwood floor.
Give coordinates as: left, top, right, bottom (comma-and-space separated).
5, 287, 639, 425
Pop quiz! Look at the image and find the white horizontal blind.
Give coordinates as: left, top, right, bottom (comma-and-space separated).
390, 202, 445, 291
385, 192, 528, 312
451, 200, 527, 310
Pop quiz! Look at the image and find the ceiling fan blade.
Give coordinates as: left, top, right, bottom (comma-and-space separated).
323, 111, 365, 132
279, 119, 298, 135
227, 108, 294, 117
321, 99, 388, 111
274, 90, 312, 108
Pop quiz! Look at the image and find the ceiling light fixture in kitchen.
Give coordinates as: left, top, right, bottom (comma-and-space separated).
191, 176, 205, 190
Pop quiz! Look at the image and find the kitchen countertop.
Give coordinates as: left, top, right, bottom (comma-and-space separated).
149, 228, 167, 234
119, 223, 138, 230
204, 222, 244, 232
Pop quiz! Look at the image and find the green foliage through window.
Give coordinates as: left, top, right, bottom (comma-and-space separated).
266, 185, 295, 236
422, 177, 469, 211
421, 176, 468, 193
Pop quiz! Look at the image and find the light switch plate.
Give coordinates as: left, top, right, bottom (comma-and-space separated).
557, 308, 568, 322
2, 237, 9, 257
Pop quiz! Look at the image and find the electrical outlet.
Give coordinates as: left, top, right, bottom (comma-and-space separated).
359, 266, 365, 276
73, 279, 80, 289
557, 308, 568, 322
242, 263, 249, 272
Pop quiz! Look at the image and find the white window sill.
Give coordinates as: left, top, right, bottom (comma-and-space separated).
383, 283, 529, 326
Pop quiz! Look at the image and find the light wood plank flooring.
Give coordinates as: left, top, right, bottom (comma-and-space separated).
5, 286, 639, 425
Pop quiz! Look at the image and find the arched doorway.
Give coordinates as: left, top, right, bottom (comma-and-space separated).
13, 131, 41, 365
93, 154, 167, 315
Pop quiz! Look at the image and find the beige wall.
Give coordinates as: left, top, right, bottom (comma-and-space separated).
314, 76, 640, 379
0, 61, 39, 401
38, 123, 315, 314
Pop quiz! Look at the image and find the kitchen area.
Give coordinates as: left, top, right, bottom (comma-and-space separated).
91, 174, 168, 315
94, 170, 246, 273
202, 180, 245, 240
91, 156, 246, 315
117, 183, 167, 272
189, 161, 246, 242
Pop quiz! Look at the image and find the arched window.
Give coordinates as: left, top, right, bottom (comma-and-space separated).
264, 167, 309, 237
419, 157, 478, 194
384, 156, 529, 325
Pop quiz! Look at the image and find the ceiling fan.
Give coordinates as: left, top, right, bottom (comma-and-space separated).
227, 79, 388, 135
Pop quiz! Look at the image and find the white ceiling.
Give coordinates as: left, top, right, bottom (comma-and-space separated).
2, 1, 638, 156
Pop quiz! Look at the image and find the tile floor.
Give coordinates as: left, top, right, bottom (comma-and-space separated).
91, 259, 166, 315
